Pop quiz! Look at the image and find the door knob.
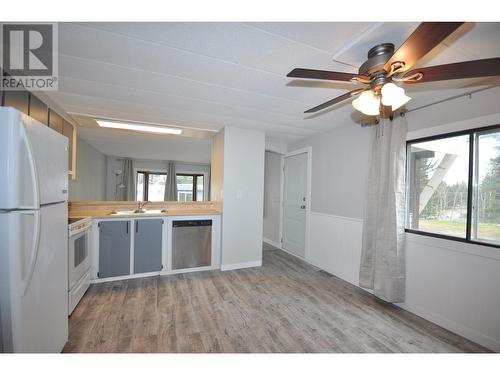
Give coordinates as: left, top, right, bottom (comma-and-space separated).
300, 205, 306, 209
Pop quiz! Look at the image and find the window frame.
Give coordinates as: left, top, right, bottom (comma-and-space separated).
136, 170, 167, 201
176, 173, 205, 202
405, 123, 500, 250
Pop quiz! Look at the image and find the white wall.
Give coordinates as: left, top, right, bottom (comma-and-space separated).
287, 92, 500, 351
289, 124, 373, 218
265, 140, 287, 155
287, 124, 369, 288
210, 130, 224, 203
263, 151, 282, 246
219, 126, 266, 270
406, 86, 500, 134
401, 233, 500, 351
398, 110, 500, 352
68, 137, 106, 200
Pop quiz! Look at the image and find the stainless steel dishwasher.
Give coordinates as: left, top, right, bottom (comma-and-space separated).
172, 220, 212, 269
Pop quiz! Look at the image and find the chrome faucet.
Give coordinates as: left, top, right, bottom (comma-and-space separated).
135, 201, 151, 213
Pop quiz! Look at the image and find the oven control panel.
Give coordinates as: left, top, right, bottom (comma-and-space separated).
68, 217, 92, 236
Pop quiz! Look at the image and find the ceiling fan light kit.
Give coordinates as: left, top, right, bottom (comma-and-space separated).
380, 83, 411, 111
287, 22, 500, 120
352, 90, 381, 116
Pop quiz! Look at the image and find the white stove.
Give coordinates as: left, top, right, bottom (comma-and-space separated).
68, 217, 92, 315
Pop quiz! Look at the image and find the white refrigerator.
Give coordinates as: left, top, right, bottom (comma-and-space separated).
0, 107, 69, 353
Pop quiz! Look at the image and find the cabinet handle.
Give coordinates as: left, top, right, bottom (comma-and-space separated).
126, 222, 129, 234
135, 221, 139, 233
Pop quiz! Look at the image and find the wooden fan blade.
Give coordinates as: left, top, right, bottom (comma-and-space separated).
287, 68, 366, 82
402, 57, 500, 83
384, 22, 464, 74
304, 89, 364, 113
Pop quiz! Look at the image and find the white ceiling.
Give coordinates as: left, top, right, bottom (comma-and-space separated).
47, 22, 500, 148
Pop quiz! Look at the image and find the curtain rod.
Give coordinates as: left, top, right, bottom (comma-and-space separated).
403, 85, 499, 115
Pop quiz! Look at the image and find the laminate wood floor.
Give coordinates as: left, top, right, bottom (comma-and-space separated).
64, 244, 489, 353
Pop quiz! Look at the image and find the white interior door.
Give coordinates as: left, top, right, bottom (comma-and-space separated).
282, 152, 308, 258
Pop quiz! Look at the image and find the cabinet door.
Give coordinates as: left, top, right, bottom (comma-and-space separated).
3, 90, 29, 114
98, 221, 131, 278
29, 94, 49, 125
62, 120, 74, 173
48, 109, 63, 134
134, 219, 163, 273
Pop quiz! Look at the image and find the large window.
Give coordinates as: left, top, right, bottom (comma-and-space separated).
406, 125, 500, 247
136, 171, 167, 201
176, 173, 204, 201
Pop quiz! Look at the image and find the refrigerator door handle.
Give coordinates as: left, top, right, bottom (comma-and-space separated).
22, 210, 41, 296
20, 122, 40, 209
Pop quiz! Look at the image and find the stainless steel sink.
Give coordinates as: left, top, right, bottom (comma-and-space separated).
110, 209, 166, 216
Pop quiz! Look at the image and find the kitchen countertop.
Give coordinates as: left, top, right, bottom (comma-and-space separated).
68, 201, 222, 219
68, 209, 222, 219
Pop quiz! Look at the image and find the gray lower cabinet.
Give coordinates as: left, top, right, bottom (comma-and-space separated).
134, 219, 163, 273
98, 220, 131, 278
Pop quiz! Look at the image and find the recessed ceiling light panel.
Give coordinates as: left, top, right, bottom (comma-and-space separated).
96, 119, 183, 135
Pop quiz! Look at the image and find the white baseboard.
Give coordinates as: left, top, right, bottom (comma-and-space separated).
280, 246, 307, 261
263, 237, 281, 249
91, 266, 220, 284
91, 271, 160, 284
221, 260, 262, 271
264, 236, 309, 262
165, 266, 219, 275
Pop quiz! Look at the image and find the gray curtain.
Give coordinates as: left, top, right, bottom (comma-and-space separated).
120, 158, 135, 201
164, 161, 177, 201
359, 114, 407, 302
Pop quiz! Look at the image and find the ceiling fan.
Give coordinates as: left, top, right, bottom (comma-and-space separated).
287, 22, 500, 117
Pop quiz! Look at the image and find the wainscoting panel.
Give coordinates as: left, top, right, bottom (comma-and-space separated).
307, 212, 363, 286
